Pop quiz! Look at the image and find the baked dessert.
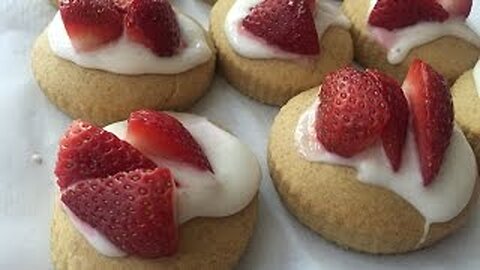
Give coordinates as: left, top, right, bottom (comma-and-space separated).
342, 0, 480, 84
451, 58, 480, 157
268, 60, 479, 254
210, 0, 353, 105
32, 0, 216, 126
51, 110, 261, 269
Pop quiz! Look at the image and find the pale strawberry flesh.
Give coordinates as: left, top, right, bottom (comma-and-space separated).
242, 0, 320, 55
368, 0, 449, 31
316, 67, 390, 157
125, 0, 181, 56
59, 0, 124, 52
437, 0, 472, 17
404, 59, 453, 186
366, 69, 409, 172
55, 120, 157, 189
61, 168, 178, 257
127, 110, 213, 172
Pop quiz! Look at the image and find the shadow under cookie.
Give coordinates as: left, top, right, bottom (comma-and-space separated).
210, 0, 354, 106
51, 197, 258, 270
342, 0, 480, 84
31, 31, 216, 127
268, 89, 480, 254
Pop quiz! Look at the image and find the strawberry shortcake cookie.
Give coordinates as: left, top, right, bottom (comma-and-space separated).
268, 61, 479, 254
342, 0, 480, 84
210, 0, 353, 105
51, 110, 261, 269
32, 0, 216, 126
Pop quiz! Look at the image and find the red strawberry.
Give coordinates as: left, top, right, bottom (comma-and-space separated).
55, 120, 157, 189
437, 0, 472, 17
62, 168, 178, 257
242, 0, 320, 55
125, 0, 181, 56
368, 0, 449, 31
126, 110, 213, 172
315, 67, 390, 157
366, 69, 409, 171
59, 0, 124, 52
403, 59, 454, 186
113, 0, 133, 12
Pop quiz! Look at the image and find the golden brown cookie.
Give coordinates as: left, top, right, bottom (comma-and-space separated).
31, 27, 216, 127
342, 0, 480, 84
51, 197, 257, 270
210, 0, 354, 105
268, 89, 480, 254
451, 70, 480, 156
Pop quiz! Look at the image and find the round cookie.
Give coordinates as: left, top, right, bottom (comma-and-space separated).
451, 70, 480, 156
268, 89, 480, 254
342, 0, 480, 84
31, 28, 216, 127
51, 197, 258, 270
210, 0, 354, 106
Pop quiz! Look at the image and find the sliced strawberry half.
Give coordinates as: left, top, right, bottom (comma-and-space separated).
59, 0, 124, 52
403, 59, 454, 186
366, 69, 409, 172
126, 110, 213, 172
315, 67, 390, 157
113, 0, 133, 12
61, 168, 178, 257
55, 120, 157, 189
125, 0, 181, 56
368, 0, 449, 31
437, 0, 472, 17
242, 0, 320, 55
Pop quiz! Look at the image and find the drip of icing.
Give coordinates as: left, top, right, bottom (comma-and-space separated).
473, 60, 480, 97
47, 12, 211, 75
224, 0, 351, 59
63, 113, 261, 257
295, 99, 478, 244
368, 0, 480, 64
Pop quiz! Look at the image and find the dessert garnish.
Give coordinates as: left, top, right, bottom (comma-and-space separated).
60, 0, 182, 56
242, 0, 320, 55
55, 111, 216, 258
315, 59, 454, 185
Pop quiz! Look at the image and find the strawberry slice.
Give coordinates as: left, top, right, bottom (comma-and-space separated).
368, 0, 449, 31
242, 0, 320, 55
315, 67, 390, 157
126, 110, 213, 172
59, 0, 124, 52
403, 59, 454, 186
437, 0, 472, 17
113, 0, 132, 12
366, 69, 409, 172
61, 168, 178, 257
55, 120, 157, 189
125, 0, 181, 56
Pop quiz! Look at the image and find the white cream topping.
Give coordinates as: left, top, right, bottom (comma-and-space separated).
466, 0, 480, 37
474, 59, 480, 96
368, 0, 480, 64
47, 12, 211, 75
295, 98, 478, 244
64, 113, 261, 257
224, 0, 351, 59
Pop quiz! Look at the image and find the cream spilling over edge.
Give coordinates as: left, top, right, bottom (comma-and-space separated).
63, 113, 262, 257
368, 0, 480, 64
48, 12, 211, 75
224, 0, 351, 59
474, 59, 480, 96
295, 97, 477, 245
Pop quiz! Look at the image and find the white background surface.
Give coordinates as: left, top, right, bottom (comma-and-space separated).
0, 0, 479, 269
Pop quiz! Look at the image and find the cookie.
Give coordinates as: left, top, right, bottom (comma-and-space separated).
51, 197, 258, 270
31, 28, 216, 127
342, 0, 480, 84
268, 89, 480, 254
451, 69, 480, 156
210, 0, 354, 105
